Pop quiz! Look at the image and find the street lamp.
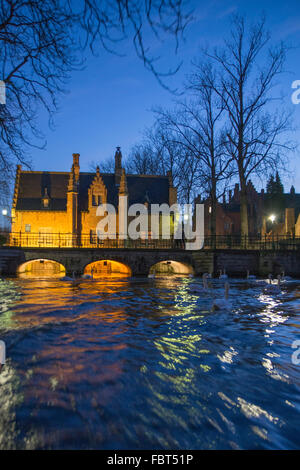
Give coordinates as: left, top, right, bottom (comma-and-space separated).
268, 214, 276, 223
1, 208, 14, 224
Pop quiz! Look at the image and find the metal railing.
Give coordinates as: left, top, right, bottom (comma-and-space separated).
6, 232, 185, 250
4, 232, 300, 250
203, 234, 300, 251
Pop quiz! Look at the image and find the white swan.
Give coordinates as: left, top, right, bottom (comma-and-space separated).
264, 275, 281, 294
281, 271, 292, 281
202, 273, 209, 292
203, 272, 212, 278
246, 270, 256, 280
191, 273, 209, 294
212, 282, 232, 311
60, 271, 76, 281
82, 269, 94, 280
219, 269, 228, 280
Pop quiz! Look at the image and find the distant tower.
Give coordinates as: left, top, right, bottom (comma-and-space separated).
115, 146, 122, 184
72, 153, 80, 183
67, 154, 80, 240
118, 169, 128, 241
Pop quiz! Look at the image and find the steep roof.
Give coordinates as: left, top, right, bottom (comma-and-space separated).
15, 171, 170, 211
16, 172, 69, 211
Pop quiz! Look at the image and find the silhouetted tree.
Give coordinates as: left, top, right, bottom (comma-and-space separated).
155, 61, 234, 237
200, 15, 294, 238
266, 171, 285, 221
0, 0, 191, 202
127, 124, 200, 203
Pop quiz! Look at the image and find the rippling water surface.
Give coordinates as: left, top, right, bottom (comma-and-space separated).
0, 275, 299, 450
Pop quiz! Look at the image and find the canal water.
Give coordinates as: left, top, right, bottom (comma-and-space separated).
0, 275, 299, 449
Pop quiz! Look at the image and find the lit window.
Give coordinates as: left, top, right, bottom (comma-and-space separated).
25, 224, 31, 233
92, 195, 102, 206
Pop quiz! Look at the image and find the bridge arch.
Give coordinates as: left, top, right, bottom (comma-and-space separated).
18, 258, 66, 278
84, 259, 132, 278
149, 260, 194, 276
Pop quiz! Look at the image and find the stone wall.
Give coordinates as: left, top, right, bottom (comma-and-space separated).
212, 250, 300, 277
0, 248, 25, 275
1, 246, 300, 277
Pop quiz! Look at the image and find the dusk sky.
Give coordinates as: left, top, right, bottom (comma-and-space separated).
28, 0, 300, 192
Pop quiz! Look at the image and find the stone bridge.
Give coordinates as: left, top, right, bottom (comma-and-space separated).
0, 247, 213, 277
1, 246, 299, 277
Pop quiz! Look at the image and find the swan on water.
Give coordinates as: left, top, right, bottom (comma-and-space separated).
60, 271, 76, 281
203, 272, 212, 278
202, 273, 209, 290
82, 268, 94, 280
212, 282, 232, 311
191, 273, 209, 294
148, 269, 156, 279
264, 274, 281, 294
281, 271, 292, 281
219, 269, 228, 279
246, 270, 256, 279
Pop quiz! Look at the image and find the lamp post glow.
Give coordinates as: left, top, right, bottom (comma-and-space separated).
2, 209, 8, 216
268, 214, 276, 223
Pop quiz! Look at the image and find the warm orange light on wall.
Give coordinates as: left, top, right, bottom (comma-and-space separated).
18, 259, 66, 278
84, 260, 132, 277
149, 260, 194, 275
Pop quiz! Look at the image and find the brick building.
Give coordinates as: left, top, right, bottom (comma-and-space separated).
199, 180, 300, 238
10, 148, 177, 247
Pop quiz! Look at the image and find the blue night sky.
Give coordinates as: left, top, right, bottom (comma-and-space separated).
28, 0, 300, 192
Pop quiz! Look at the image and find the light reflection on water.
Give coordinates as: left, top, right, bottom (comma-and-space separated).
0, 276, 300, 449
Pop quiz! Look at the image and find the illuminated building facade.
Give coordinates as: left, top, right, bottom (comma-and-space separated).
10, 148, 177, 247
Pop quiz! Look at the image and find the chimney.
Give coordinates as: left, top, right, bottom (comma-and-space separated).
115, 146, 122, 184
119, 168, 128, 195
167, 170, 173, 186
72, 153, 80, 182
